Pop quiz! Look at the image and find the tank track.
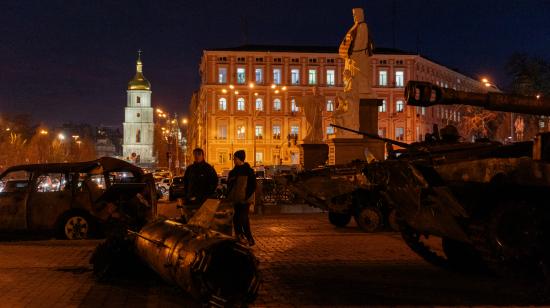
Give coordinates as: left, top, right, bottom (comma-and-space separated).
399, 224, 450, 270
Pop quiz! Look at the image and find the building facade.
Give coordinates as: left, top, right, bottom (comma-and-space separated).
123, 54, 155, 164
189, 45, 489, 173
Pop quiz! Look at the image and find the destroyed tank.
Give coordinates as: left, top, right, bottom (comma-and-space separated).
367, 81, 550, 282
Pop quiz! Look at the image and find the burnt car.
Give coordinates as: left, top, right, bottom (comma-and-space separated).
0, 157, 157, 239
168, 176, 185, 201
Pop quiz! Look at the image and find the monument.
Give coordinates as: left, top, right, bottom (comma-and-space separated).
296, 87, 329, 169
328, 7, 384, 164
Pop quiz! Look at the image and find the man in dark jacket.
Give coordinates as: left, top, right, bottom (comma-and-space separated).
227, 150, 256, 246
182, 148, 218, 208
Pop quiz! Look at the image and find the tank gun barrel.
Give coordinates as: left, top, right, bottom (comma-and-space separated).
405, 81, 550, 116
330, 124, 411, 148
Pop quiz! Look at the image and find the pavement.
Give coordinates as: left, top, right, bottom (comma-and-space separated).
0, 202, 545, 307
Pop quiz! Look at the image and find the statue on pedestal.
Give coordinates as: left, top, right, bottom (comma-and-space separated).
334, 7, 376, 138
295, 86, 324, 144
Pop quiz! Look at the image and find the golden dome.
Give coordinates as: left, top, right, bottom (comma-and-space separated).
128, 52, 151, 91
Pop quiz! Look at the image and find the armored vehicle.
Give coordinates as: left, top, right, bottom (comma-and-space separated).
289, 81, 550, 284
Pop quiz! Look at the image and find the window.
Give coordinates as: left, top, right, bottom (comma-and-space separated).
218, 98, 227, 111
273, 98, 282, 111
255, 152, 264, 164
378, 128, 386, 137
291, 69, 300, 85
217, 151, 228, 164
308, 69, 317, 85
237, 68, 246, 84
379, 70, 388, 86
0, 170, 30, 193
421, 107, 426, 115
237, 57, 245, 62
255, 125, 263, 139
255, 98, 263, 111
136, 113, 140, 118
291, 99, 299, 112
236, 126, 245, 139
290, 125, 299, 137
326, 126, 335, 135
291, 58, 299, 63
218, 125, 227, 140
396, 100, 404, 112
378, 99, 387, 112
395, 71, 404, 87
255, 57, 264, 62
255, 68, 263, 84
218, 68, 227, 84
136, 129, 141, 143
136, 96, 141, 104
35, 173, 67, 192
273, 58, 282, 63
326, 69, 335, 86
395, 127, 404, 141
327, 58, 335, 63
273, 68, 281, 85
272, 125, 281, 139
308, 58, 317, 63
237, 98, 245, 111
326, 99, 334, 112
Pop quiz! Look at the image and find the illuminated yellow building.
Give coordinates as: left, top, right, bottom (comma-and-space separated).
188, 45, 488, 173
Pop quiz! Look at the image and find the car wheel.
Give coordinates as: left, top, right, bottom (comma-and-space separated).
59, 212, 93, 240
355, 206, 382, 232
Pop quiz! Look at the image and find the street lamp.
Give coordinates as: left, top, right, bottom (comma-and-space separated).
58, 133, 66, 141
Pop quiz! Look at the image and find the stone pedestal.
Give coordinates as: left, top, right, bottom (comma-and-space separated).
299, 144, 329, 170
327, 138, 384, 165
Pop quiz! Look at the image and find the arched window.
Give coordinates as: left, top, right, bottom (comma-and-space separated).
237, 97, 245, 111
291, 99, 299, 112
218, 97, 227, 111
273, 98, 281, 111
255, 98, 263, 111
136, 129, 141, 143
136, 96, 141, 104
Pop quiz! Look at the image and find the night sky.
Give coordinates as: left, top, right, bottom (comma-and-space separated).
1, 0, 549, 126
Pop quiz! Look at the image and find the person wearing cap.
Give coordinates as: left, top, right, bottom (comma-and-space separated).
226, 150, 256, 246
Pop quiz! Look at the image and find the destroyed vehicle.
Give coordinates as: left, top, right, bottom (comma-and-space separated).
0, 157, 157, 239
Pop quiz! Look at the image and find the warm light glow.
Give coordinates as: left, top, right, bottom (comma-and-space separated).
58, 133, 66, 141
248, 82, 255, 88
282, 86, 287, 91
72, 135, 79, 140
221, 89, 227, 94
484, 82, 491, 87
254, 92, 259, 96
161, 127, 166, 131
536, 94, 541, 99
76, 140, 82, 145
5, 128, 10, 131
234, 90, 239, 95
481, 78, 489, 83
182, 118, 188, 125
40, 129, 48, 135
156, 108, 163, 113
229, 84, 235, 89
274, 89, 280, 94
171, 120, 176, 124
271, 84, 276, 89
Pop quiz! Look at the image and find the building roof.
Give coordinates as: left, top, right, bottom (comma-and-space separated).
128, 53, 151, 91
206, 44, 417, 55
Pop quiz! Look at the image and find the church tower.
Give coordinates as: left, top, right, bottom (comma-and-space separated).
123, 51, 155, 164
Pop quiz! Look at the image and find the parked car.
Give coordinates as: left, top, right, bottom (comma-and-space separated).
0, 157, 157, 239
157, 178, 172, 196
168, 176, 185, 201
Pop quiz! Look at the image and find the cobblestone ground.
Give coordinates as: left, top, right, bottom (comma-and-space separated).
0, 210, 545, 307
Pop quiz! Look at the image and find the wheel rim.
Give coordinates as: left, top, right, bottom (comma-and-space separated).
65, 216, 89, 239
358, 208, 381, 232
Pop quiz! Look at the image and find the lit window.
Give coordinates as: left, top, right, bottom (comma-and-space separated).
291, 69, 300, 85
290, 125, 299, 137
421, 107, 426, 115
326, 69, 335, 86
218, 125, 227, 139
255, 125, 263, 139
273, 68, 281, 85
255, 98, 263, 111
218, 68, 227, 84
236, 126, 245, 139
379, 70, 388, 86
237, 68, 246, 84
136, 96, 141, 104
273, 99, 282, 111
255, 68, 263, 84
217, 151, 227, 164
395, 71, 404, 87
218, 98, 227, 111
395, 127, 404, 141
326, 100, 334, 112
291, 99, 299, 112
327, 126, 335, 135
255, 152, 263, 164
378, 99, 387, 112
237, 98, 245, 111
308, 69, 317, 85
396, 100, 404, 112
272, 125, 281, 139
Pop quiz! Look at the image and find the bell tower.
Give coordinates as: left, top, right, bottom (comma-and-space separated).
122, 50, 155, 165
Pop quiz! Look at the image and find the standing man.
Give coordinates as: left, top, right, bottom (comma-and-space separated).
181, 148, 218, 210
226, 150, 256, 246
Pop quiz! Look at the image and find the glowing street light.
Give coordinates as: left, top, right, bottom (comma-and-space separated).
58, 133, 66, 141
536, 94, 541, 99
40, 129, 48, 135
182, 118, 188, 125
221, 88, 228, 94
